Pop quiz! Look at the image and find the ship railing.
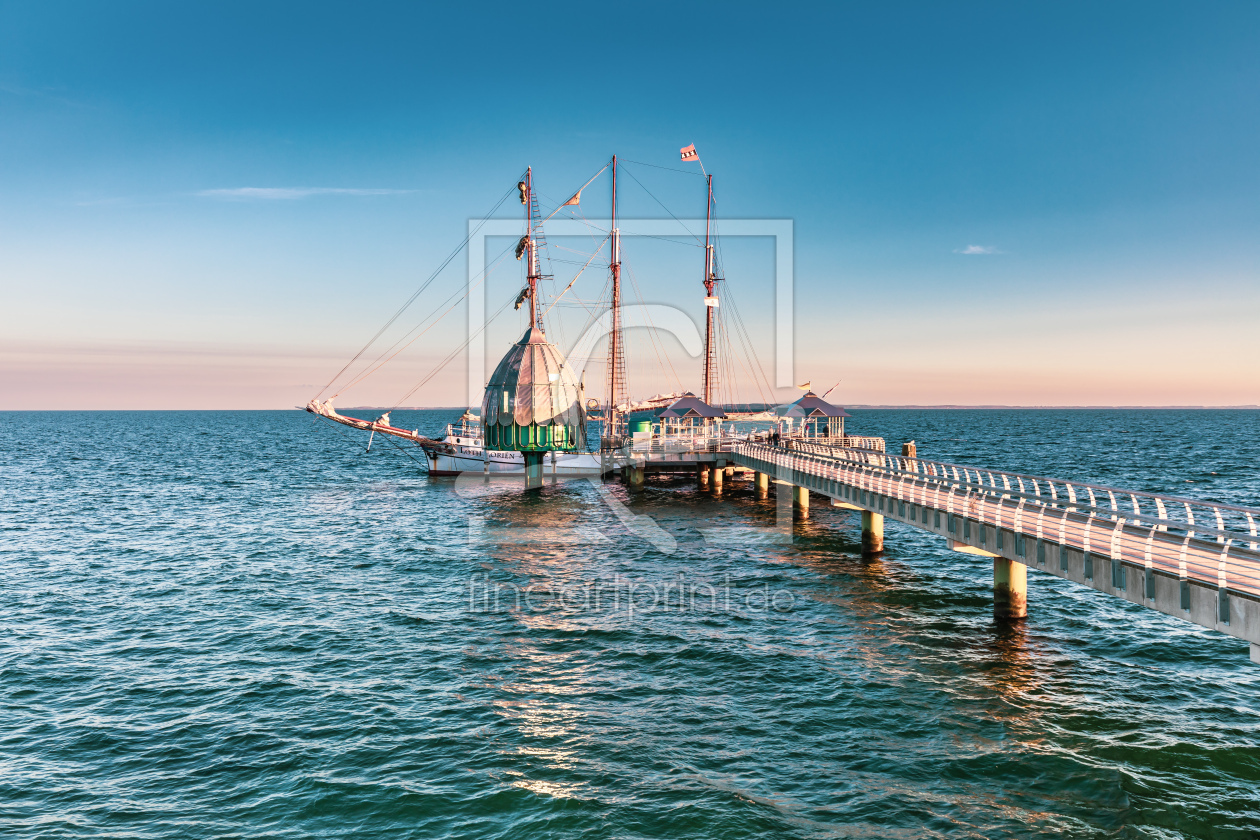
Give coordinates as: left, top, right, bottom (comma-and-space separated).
446, 420, 483, 439
734, 441, 1260, 598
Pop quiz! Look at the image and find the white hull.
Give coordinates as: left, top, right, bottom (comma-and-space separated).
424, 441, 603, 476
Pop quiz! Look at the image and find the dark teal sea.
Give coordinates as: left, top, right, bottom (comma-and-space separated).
2, 409, 1259, 839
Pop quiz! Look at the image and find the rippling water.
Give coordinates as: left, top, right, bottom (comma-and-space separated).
3, 409, 1259, 839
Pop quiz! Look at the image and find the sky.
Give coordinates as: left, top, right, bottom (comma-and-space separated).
1, 0, 1257, 409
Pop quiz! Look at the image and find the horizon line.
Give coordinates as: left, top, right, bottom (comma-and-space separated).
3, 405, 1259, 412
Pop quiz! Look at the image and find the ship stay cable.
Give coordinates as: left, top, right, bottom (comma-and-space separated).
709, 213, 776, 407
315, 158, 770, 443
326, 163, 609, 402
576, 275, 614, 354
620, 158, 706, 178
718, 274, 775, 405
575, 228, 705, 250
331, 240, 517, 399
526, 162, 613, 356
617, 165, 704, 244
548, 213, 704, 250
541, 235, 610, 318
311, 409, 430, 469
389, 288, 518, 409
315, 177, 522, 400
623, 260, 685, 394
539, 163, 609, 223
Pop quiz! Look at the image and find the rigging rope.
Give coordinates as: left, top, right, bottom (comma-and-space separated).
721, 277, 775, 404
330, 240, 517, 398
623, 261, 684, 394
541, 234, 610, 319
711, 215, 776, 404
620, 158, 706, 178
315, 175, 522, 400
389, 288, 518, 409
311, 413, 429, 469
617, 165, 704, 244
541, 163, 609, 222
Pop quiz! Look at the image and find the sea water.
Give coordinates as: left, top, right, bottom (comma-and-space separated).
2, 409, 1258, 839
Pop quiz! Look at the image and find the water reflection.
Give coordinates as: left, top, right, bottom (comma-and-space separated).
490, 639, 592, 801
983, 619, 1042, 700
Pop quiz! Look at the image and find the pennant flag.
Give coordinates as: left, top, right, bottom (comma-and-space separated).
797, 381, 811, 391
680, 144, 698, 162
562, 190, 581, 206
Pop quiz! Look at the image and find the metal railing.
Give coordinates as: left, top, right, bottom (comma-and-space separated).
736, 441, 1260, 599
780, 435, 886, 452
621, 431, 889, 457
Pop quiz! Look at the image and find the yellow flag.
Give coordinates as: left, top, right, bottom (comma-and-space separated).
797, 381, 811, 391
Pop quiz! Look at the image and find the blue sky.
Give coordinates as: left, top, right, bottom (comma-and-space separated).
2, 1, 1257, 408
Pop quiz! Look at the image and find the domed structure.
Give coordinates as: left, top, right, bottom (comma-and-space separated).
481, 326, 585, 453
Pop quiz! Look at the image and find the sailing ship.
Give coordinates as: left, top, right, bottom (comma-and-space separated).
306, 150, 810, 485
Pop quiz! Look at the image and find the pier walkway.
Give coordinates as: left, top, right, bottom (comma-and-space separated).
732, 441, 1260, 662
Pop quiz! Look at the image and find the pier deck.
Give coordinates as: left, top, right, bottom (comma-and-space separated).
732, 441, 1260, 661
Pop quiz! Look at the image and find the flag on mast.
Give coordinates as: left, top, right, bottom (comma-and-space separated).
562, 190, 581, 206
680, 144, 699, 162
797, 381, 811, 391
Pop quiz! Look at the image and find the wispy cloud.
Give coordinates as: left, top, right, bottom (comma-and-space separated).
197, 187, 413, 200
953, 244, 1001, 255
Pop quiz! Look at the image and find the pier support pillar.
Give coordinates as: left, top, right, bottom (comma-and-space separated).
994, 558, 1028, 620
712, 464, 724, 493
794, 486, 809, 519
861, 511, 884, 554
524, 451, 546, 491
628, 463, 645, 490
755, 471, 769, 498
698, 465, 710, 488
725, 466, 735, 480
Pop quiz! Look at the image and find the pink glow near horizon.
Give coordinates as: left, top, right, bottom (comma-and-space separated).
2, 334, 1256, 410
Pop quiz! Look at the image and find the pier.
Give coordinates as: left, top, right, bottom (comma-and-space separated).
304, 156, 1260, 667
725, 439, 1260, 663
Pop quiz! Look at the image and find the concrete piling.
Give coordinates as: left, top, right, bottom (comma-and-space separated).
698, 465, 710, 488
794, 485, 809, 519
994, 558, 1028, 620
712, 464, 724, 492
755, 471, 769, 498
861, 510, 884, 554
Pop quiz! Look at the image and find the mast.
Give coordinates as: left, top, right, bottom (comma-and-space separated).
525, 167, 541, 331
606, 155, 626, 442
702, 174, 717, 405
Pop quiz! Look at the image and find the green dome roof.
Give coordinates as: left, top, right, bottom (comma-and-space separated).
481, 326, 585, 451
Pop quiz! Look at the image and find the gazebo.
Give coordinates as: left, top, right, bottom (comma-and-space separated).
658, 392, 726, 435
775, 391, 850, 439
